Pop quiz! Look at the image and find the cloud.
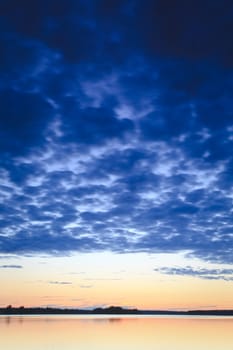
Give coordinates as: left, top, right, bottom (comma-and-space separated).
83, 278, 122, 281
2, 0, 233, 65
0, 0, 232, 266
155, 267, 233, 281
48, 281, 72, 285
0, 90, 54, 156
0, 135, 233, 264
131, 0, 233, 66
61, 106, 134, 146
0, 264, 23, 269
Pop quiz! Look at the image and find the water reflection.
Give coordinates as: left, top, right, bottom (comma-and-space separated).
0, 315, 232, 350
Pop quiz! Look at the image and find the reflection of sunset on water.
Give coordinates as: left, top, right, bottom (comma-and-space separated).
0, 316, 233, 350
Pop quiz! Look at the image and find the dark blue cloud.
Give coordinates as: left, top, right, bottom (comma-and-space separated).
131, 0, 233, 65
0, 0, 232, 266
61, 106, 134, 146
0, 90, 54, 156
0, 0, 94, 62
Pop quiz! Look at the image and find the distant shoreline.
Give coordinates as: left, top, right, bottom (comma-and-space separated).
1, 306, 233, 316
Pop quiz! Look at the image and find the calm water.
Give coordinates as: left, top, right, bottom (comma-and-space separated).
0, 315, 233, 350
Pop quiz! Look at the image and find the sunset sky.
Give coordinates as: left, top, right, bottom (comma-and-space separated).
0, 0, 233, 310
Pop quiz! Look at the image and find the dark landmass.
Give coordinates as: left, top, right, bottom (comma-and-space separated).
0, 305, 233, 316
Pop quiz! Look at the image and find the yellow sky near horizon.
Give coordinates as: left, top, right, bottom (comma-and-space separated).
1, 252, 232, 310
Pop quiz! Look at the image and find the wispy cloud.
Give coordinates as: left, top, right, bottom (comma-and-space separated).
48, 281, 72, 285
155, 267, 233, 281
0, 264, 23, 269
83, 278, 123, 281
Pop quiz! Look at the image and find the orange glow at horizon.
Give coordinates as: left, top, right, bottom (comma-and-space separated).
0, 252, 232, 310
1, 275, 233, 310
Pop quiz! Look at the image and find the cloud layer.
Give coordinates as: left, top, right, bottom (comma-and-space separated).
0, 1, 233, 264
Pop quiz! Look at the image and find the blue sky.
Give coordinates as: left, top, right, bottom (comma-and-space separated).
0, 1, 233, 308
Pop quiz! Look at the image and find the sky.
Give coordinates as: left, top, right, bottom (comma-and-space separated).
0, 0, 233, 310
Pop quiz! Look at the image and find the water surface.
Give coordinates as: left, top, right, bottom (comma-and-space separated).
0, 315, 232, 350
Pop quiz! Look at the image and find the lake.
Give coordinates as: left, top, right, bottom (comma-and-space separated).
0, 315, 232, 350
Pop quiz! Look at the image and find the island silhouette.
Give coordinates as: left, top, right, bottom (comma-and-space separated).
1, 305, 232, 316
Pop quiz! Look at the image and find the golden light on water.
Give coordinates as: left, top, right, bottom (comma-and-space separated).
0, 316, 233, 350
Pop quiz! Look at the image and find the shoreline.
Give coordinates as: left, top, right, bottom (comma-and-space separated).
1, 307, 233, 316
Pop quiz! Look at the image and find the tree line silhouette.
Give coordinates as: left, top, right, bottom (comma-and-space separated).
1, 305, 232, 316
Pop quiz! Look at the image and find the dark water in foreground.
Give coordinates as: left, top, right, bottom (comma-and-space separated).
0, 315, 232, 350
